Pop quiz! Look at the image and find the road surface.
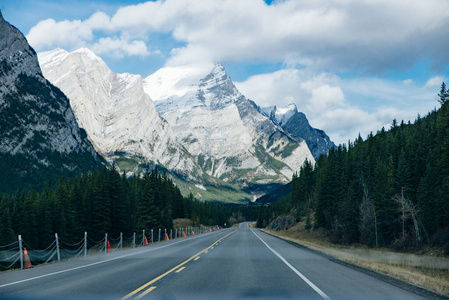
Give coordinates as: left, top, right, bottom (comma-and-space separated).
0, 223, 426, 299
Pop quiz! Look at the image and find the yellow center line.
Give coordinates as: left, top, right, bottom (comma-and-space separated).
175, 266, 185, 273
122, 230, 236, 299
135, 286, 156, 299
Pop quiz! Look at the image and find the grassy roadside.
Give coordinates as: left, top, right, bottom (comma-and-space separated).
260, 223, 449, 297
173, 218, 194, 229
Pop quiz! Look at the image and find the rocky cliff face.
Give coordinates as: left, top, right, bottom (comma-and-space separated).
38, 48, 202, 179
145, 64, 315, 193
0, 12, 103, 192
260, 104, 335, 160
38, 47, 321, 201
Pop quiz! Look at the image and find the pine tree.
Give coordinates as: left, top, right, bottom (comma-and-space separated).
136, 172, 157, 231
438, 82, 448, 105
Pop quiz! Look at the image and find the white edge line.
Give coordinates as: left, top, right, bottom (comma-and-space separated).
251, 228, 331, 300
0, 229, 226, 288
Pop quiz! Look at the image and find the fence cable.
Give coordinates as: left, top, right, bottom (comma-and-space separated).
29, 245, 57, 260
59, 237, 84, 248
0, 254, 20, 269
44, 249, 56, 264
108, 235, 121, 242
0, 250, 21, 262
22, 240, 56, 252
0, 241, 19, 249
87, 236, 105, 244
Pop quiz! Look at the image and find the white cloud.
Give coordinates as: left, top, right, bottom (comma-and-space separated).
27, 18, 93, 50
85, 11, 112, 31
402, 79, 413, 86
236, 69, 440, 144
425, 76, 446, 88
25, 0, 449, 71
22, 0, 447, 144
91, 37, 150, 58
308, 85, 345, 112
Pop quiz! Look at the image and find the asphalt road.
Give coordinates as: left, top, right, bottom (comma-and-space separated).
0, 223, 426, 299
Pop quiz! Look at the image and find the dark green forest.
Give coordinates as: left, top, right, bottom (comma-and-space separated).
0, 166, 256, 249
258, 83, 449, 250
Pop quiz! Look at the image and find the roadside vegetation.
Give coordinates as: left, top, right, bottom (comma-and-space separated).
0, 166, 257, 251
257, 84, 449, 295
263, 219, 449, 296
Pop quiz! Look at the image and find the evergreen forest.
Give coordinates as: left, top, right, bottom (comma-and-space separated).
0, 166, 256, 249
257, 83, 449, 251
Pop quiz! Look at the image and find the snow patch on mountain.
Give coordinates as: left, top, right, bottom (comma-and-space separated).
261, 103, 297, 126
261, 103, 335, 160
144, 64, 213, 101
144, 64, 315, 185
38, 48, 200, 177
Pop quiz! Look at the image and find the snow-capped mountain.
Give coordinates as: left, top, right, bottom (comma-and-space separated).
144, 64, 315, 188
261, 103, 297, 127
260, 104, 335, 159
38, 48, 200, 178
38, 47, 317, 200
0, 11, 103, 192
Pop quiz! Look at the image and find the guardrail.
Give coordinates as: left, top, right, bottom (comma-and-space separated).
0, 225, 220, 271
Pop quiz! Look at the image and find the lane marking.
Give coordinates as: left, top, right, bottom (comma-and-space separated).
0, 229, 227, 289
194, 256, 200, 261
251, 229, 331, 300
135, 286, 156, 299
123, 230, 236, 299
175, 267, 185, 273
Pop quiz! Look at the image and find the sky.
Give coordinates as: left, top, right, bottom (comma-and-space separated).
1, 0, 448, 145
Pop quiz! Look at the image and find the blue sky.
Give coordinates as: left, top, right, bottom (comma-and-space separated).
1, 0, 448, 144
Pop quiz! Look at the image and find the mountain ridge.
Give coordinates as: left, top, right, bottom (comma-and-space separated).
38, 47, 201, 180
145, 63, 315, 190
0, 12, 104, 192
258, 103, 335, 160
38, 48, 328, 202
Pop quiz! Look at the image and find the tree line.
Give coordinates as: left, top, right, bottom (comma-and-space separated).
0, 166, 256, 249
258, 83, 449, 250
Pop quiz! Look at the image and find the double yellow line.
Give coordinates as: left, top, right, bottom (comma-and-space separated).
122, 230, 236, 299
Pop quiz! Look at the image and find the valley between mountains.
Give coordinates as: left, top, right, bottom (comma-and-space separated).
38, 47, 333, 203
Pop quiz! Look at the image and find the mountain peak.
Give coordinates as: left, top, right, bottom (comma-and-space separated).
198, 64, 242, 109
73, 47, 102, 62
263, 103, 298, 126
211, 63, 226, 75
278, 103, 298, 119
0, 13, 103, 191
286, 103, 298, 113
0, 10, 41, 77
200, 63, 228, 84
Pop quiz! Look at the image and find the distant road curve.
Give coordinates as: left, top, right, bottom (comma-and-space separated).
0, 223, 426, 299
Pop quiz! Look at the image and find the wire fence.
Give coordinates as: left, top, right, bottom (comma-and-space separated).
0, 225, 220, 271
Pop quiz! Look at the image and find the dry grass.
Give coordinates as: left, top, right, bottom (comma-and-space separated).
261, 223, 449, 296
173, 218, 193, 229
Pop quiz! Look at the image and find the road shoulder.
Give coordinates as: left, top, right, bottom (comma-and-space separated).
259, 228, 449, 300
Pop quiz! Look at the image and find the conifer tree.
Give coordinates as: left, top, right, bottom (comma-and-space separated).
438, 82, 448, 105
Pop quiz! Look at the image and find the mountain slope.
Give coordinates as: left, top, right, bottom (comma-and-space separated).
38, 49, 254, 203
38, 48, 201, 180
145, 64, 315, 198
0, 11, 103, 192
260, 104, 334, 159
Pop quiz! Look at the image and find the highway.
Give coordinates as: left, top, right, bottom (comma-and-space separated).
0, 223, 425, 299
